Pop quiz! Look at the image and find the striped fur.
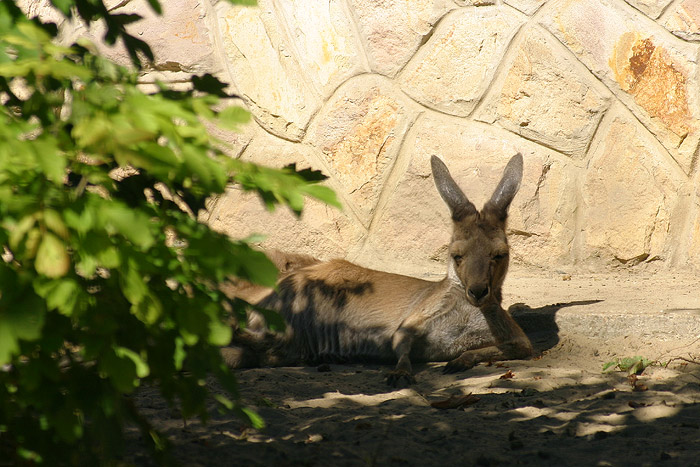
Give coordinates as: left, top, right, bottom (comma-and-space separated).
222, 154, 533, 385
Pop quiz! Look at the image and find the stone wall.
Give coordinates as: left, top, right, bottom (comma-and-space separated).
24, 0, 700, 275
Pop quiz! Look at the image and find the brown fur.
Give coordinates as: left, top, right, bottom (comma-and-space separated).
222, 154, 533, 386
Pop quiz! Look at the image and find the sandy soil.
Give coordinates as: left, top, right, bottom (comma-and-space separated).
126, 269, 700, 466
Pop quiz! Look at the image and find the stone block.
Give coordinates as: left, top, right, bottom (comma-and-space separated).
541, 0, 700, 174
663, 0, 700, 41
16, 0, 65, 25
349, 0, 456, 77
218, 2, 322, 141
355, 113, 578, 276
581, 112, 685, 265
274, 0, 367, 97
305, 75, 420, 227
684, 169, 700, 269
207, 130, 362, 261
477, 28, 611, 158
398, 6, 524, 117
454, 0, 497, 5
504, 0, 547, 15
624, 0, 674, 19
63, 0, 221, 73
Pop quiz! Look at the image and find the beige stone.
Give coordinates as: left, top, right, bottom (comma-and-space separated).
581, 112, 684, 265
355, 113, 578, 276
609, 33, 697, 151
542, 0, 700, 174
207, 130, 363, 261
17, 0, 65, 25
274, 0, 367, 97
305, 75, 420, 227
217, 2, 322, 141
349, 0, 456, 77
685, 170, 700, 269
398, 6, 524, 117
477, 29, 611, 158
18, 0, 700, 273
624, 0, 674, 19
504, 0, 547, 15
62, 0, 220, 73
663, 0, 700, 40
453, 0, 497, 5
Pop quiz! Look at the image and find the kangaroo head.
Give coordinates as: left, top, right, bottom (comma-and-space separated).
431, 154, 523, 308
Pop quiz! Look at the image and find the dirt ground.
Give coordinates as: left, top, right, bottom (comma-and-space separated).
126, 268, 700, 466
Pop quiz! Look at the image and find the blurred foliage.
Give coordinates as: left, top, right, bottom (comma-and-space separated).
0, 0, 338, 463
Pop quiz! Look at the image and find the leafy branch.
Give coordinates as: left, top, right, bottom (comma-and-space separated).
0, 0, 339, 464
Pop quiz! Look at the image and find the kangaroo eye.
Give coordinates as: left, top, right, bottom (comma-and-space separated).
452, 254, 463, 264
493, 253, 507, 261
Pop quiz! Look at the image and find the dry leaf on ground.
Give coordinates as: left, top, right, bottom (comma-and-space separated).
430, 393, 481, 410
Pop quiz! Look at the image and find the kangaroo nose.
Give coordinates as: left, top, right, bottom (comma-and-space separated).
468, 285, 489, 302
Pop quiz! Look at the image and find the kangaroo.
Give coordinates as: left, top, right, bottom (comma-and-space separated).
221, 153, 533, 386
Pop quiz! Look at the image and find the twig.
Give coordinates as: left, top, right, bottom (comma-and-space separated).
656, 336, 700, 362
663, 355, 700, 368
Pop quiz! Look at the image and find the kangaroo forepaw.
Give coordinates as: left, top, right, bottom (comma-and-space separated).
386, 369, 416, 387
443, 355, 477, 374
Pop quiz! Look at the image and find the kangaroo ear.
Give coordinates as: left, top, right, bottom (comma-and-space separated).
484, 153, 523, 219
431, 156, 477, 221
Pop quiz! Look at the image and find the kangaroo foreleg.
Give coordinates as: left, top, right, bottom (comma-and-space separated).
445, 304, 533, 373
443, 340, 532, 373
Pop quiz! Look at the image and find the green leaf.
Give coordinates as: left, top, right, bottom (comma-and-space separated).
33, 140, 65, 183
17, 448, 43, 463
99, 349, 138, 393
131, 294, 162, 325
214, 394, 234, 410
16, 21, 51, 44
49, 0, 73, 15
120, 257, 148, 305
43, 209, 69, 239
206, 312, 232, 347
8, 215, 37, 250
98, 246, 121, 269
227, 242, 278, 287
63, 205, 95, 234
239, 407, 264, 429
0, 293, 45, 364
72, 115, 113, 148
51, 405, 83, 443
114, 346, 150, 378
78, 234, 121, 274
173, 337, 186, 371
300, 184, 341, 209
99, 203, 155, 249
35, 233, 70, 278
181, 146, 227, 193
33, 277, 83, 316
217, 105, 250, 130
